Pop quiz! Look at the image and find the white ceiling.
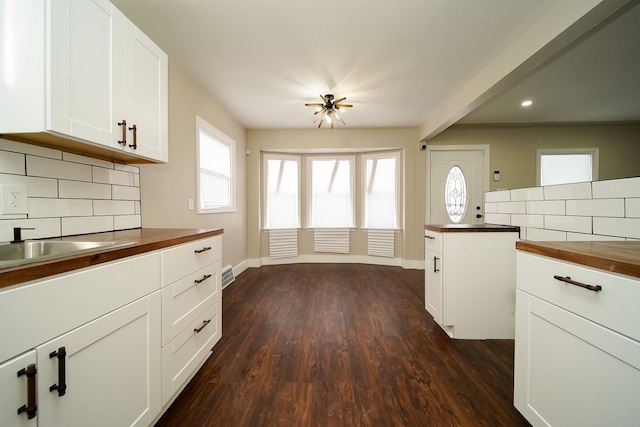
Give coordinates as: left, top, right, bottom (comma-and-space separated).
111, 0, 640, 134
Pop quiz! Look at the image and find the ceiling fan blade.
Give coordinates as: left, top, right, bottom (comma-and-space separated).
334, 112, 345, 125
305, 103, 323, 107
333, 97, 346, 104
335, 103, 353, 108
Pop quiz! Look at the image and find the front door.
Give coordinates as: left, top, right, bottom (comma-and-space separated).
428, 148, 487, 224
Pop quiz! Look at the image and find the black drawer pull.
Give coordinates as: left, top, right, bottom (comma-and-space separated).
49, 347, 67, 396
426, 235, 435, 240
553, 275, 602, 292
194, 247, 212, 254
17, 363, 37, 419
195, 274, 212, 284
194, 319, 211, 333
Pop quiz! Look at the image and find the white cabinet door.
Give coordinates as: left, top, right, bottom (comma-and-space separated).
121, 19, 168, 162
515, 291, 640, 427
48, 0, 118, 148
425, 248, 443, 325
36, 292, 161, 427
0, 351, 37, 427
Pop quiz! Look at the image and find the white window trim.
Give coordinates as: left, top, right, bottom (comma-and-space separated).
262, 153, 301, 230
196, 115, 236, 214
536, 147, 599, 186
306, 155, 356, 229
361, 151, 401, 230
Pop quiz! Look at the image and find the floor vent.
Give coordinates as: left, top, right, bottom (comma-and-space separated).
221, 265, 235, 288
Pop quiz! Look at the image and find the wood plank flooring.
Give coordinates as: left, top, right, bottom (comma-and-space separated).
154, 263, 530, 427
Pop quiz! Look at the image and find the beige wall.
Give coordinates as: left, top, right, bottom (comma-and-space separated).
139, 59, 247, 268
430, 123, 640, 190
246, 128, 426, 263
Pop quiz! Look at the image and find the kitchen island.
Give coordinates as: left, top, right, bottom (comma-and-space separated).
514, 240, 640, 427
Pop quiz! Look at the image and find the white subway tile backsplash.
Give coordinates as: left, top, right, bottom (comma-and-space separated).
592, 177, 640, 199
593, 217, 640, 239
511, 186, 544, 201
545, 215, 592, 233
543, 182, 592, 200
0, 138, 62, 159
498, 201, 525, 214
27, 156, 92, 181
484, 213, 511, 226
93, 200, 135, 216
114, 215, 141, 230
485, 190, 510, 203
0, 174, 58, 197
566, 199, 625, 217
526, 200, 565, 215
28, 198, 93, 218
59, 180, 111, 199
567, 232, 625, 241
0, 142, 141, 242
112, 185, 140, 201
511, 214, 544, 228
485, 202, 498, 214
92, 166, 136, 186
62, 216, 114, 236
525, 228, 567, 241
627, 198, 640, 218
0, 151, 25, 175
62, 152, 114, 169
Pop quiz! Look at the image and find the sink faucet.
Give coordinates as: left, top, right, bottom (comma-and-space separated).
12, 227, 35, 243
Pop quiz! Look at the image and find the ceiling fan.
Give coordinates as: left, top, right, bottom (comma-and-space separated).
305, 94, 353, 128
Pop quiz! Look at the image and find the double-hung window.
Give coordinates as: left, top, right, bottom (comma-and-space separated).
263, 154, 301, 229
363, 152, 400, 229
307, 156, 355, 228
196, 116, 235, 213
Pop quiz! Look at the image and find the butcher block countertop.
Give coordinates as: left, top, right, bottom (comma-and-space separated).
0, 228, 223, 289
425, 224, 520, 233
516, 240, 640, 280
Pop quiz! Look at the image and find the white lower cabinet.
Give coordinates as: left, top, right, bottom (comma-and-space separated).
424, 226, 519, 339
0, 252, 161, 427
36, 292, 161, 427
514, 251, 640, 426
159, 236, 223, 409
0, 351, 37, 427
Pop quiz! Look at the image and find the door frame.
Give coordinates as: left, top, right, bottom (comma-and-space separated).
425, 144, 490, 224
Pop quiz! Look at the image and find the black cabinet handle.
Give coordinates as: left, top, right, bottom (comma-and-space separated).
49, 347, 67, 396
194, 319, 211, 333
553, 275, 602, 292
195, 274, 212, 284
117, 120, 127, 145
17, 363, 37, 419
433, 256, 440, 273
128, 124, 137, 149
194, 247, 212, 254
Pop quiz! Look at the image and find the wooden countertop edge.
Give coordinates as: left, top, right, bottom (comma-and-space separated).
0, 228, 224, 289
516, 241, 640, 279
424, 224, 520, 233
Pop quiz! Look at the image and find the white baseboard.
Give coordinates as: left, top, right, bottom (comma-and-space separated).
239, 255, 425, 272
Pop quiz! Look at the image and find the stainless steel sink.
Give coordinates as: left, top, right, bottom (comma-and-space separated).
0, 240, 136, 268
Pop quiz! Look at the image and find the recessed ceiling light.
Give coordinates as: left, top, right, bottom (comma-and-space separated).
521, 100, 533, 107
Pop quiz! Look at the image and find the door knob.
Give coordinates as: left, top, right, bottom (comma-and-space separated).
476, 214, 483, 219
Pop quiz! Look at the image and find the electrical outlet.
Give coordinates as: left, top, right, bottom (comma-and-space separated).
1, 184, 29, 215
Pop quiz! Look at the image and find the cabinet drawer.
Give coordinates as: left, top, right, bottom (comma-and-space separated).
161, 299, 221, 405
0, 252, 160, 363
161, 261, 221, 345
424, 230, 442, 253
517, 251, 640, 342
161, 236, 221, 287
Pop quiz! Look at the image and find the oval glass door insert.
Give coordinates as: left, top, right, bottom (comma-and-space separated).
444, 166, 467, 223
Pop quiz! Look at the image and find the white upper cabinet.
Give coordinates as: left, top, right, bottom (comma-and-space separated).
0, 0, 168, 163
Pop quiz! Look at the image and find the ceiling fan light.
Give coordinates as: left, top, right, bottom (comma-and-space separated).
521, 99, 533, 107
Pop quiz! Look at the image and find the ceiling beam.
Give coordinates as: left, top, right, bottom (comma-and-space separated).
419, 0, 634, 141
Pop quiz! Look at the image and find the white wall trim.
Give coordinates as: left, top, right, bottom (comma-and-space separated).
241, 255, 424, 272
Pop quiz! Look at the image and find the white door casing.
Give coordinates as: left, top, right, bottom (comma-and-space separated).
426, 145, 489, 225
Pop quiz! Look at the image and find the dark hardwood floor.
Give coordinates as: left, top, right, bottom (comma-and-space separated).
154, 263, 530, 427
